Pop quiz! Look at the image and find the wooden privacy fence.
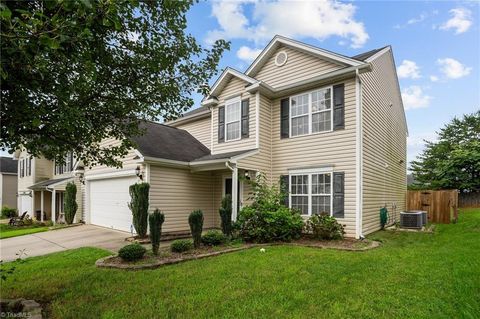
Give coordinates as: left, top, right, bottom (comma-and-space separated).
459, 192, 480, 208
407, 190, 458, 224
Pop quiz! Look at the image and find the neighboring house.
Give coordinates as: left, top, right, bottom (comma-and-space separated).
0, 157, 18, 210
14, 150, 83, 222
16, 35, 407, 238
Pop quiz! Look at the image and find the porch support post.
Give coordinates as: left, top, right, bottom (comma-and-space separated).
40, 190, 44, 222
31, 190, 35, 218
51, 189, 56, 225
232, 165, 238, 221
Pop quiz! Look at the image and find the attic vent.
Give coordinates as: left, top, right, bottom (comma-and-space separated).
275, 51, 288, 66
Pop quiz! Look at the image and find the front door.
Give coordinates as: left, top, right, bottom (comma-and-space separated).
224, 178, 241, 211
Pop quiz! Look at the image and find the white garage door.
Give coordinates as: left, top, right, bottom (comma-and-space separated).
19, 195, 32, 215
89, 176, 137, 232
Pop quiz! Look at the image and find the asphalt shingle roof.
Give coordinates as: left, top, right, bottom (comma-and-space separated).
0, 157, 17, 174
351, 46, 389, 61
191, 149, 255, 162
29, 177, 73, 189
132, 121, 210, 162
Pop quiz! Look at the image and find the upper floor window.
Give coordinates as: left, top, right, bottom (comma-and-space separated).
19, 157, 32, 178
225, 97, 241, 141
290, 86, 332, 137
55, 152, 74, 175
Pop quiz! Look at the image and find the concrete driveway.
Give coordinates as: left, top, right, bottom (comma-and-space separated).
0, 225, 130, 262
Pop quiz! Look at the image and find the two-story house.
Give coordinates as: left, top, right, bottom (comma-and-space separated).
16, 36, 407, 238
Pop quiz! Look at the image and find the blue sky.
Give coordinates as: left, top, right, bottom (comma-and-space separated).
186, 0, 480, 166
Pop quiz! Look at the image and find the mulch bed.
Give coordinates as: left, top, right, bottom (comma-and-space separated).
96, 238, 380, 270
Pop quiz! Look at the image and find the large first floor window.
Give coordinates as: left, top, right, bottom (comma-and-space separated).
225, 97, 241, 141
290, 172, 332, 216
290, 86, 332, 137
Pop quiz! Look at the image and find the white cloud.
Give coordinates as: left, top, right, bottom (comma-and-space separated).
206, 0, 369, 48
440, 8, 473, 34
407, 13, 428, 25
401, 86, 432, 110
429, 75, 439, 82
236, 46, 262, 63
397, 60, 421, 79
437, 58, 472, 79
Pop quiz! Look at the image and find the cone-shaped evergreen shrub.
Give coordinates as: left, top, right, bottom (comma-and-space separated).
128, 182, 150, 238
188, 210, 203, 248
64, 182, 78, 224
219, 194, 232, 236
149, 209, 165, 255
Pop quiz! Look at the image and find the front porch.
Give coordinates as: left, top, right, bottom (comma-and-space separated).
29, 177, 75, 224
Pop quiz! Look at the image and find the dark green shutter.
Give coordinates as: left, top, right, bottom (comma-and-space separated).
333, 84, 345, 130
241, 99, 249, 138
280, 98, 289, 138
333, 172, 345, 218
218, 106, 225, 143
280, 175, 289, 207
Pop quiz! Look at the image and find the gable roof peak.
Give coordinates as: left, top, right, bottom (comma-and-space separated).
245, 35, 365, 77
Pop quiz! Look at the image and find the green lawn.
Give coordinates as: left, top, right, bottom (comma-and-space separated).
0, 223, 50, 239
2, 209, 479, 319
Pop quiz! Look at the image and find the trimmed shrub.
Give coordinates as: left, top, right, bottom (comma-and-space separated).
118, 243, 146, 261
1, 206, 17, 219
128, 182, 150, 238
64, 182, 78, 224
149, 209, 165, 255
238, 206, 303, 243
171, 239, 193, 253
201, 230, 227, 246
219, 195, 232, 236
305, 212, 345, 240
236, 174, 303, 243
188, 210, 203, 248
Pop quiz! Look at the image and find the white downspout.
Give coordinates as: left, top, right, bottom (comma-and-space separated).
355, 69, 363, 239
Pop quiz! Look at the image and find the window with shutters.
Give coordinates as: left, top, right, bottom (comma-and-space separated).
290, 86, 333, 137
225, 97, 241, 141
55, 152, 74, 175
290, 172, 333, 216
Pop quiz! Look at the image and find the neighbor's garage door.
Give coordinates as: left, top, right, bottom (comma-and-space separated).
89, 176, 137, 232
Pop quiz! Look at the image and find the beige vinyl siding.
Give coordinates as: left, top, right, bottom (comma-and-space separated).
84, 138, 141, 176
212, 77, 257, 154
1, 174, 17, 209
149, 165, 217, 233
360, 50, 407, 235
238, 94, 273, 182
17, 150, 53, 190
270, 78, 358, 237
174, 115, 211, 148
254, 45, 344, 88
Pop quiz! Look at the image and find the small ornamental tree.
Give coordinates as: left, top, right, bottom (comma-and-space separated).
149, 209, 165, 255
64, 182, 78, 224
219, 194, 232, 236
188, 210, 203, 248
128, 183, 150, 238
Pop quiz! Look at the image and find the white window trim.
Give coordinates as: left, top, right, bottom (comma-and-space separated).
225, 96, 242, 142
289, 85, 334, 138
289, 170, 334, 217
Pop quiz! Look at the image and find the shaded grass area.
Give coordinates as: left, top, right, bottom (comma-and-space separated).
2, 209, 479, 318
0, 224, 50, 239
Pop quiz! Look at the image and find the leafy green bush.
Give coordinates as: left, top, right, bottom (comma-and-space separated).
219, 195, 232, 236
118, 243, 146, 261
1, 206, 17, 218
64, 182, 78, 224
237, 174, 303, 243
128, 182, 150, 238
238, 206, 303, 243
188, 210, 203, 248
201, 230, 227, 246
149, 209, 165, 255
305, 212, 345, 240
170, 239, 193, 253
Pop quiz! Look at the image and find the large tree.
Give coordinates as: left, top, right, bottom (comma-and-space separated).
410, 111, 480, 192
1, 0, 229, 167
